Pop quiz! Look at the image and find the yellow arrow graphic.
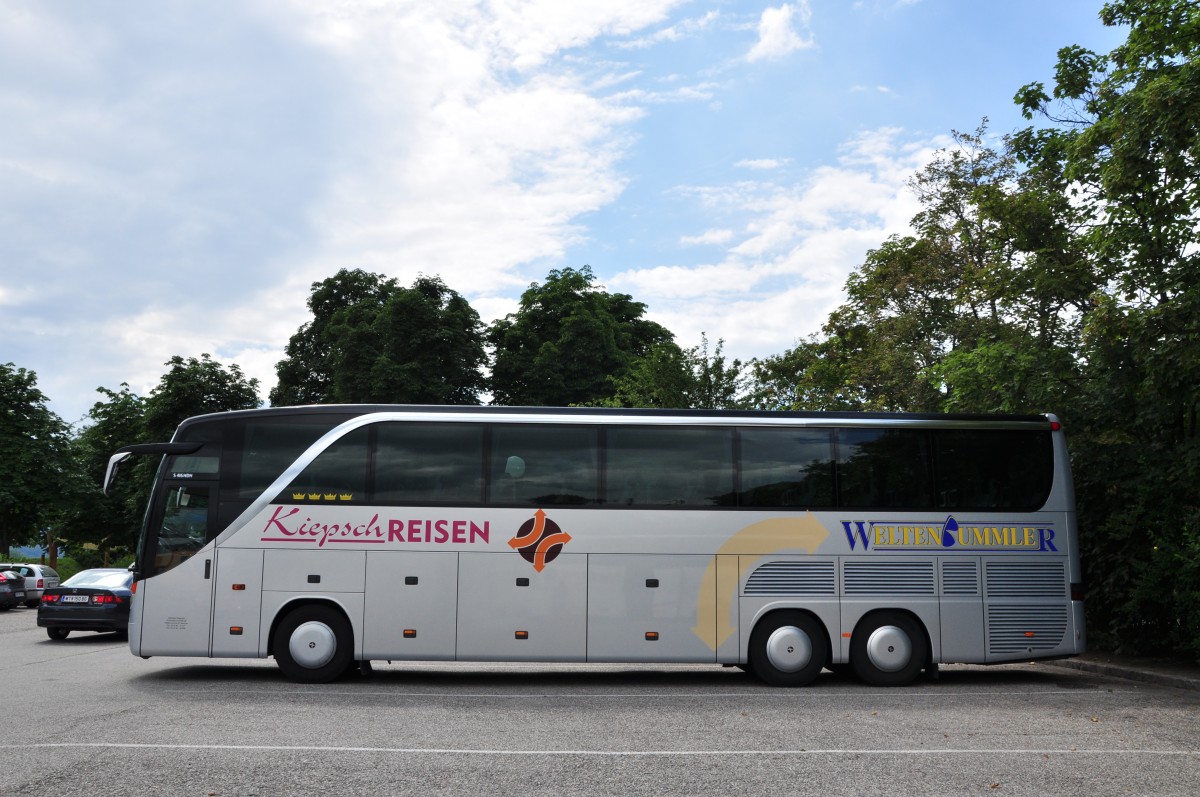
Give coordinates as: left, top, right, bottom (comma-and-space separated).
691, 513, 830, 650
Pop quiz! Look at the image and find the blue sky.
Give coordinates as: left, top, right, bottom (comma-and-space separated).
0, 0, 1126, 425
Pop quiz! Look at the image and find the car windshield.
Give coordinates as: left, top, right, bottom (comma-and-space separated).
62, 571, 133, 589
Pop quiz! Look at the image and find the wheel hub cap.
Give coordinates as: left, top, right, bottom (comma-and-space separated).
865, 625, 912, 673
289, 620, 337, 669
765, 625, 813, 673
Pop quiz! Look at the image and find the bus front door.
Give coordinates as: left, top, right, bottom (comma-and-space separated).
131, 481, 217, 658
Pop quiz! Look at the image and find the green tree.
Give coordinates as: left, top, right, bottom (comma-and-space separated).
272, 268, 393, 406
488, 266, 673, 406
58, 385, 149, 560
0, 363, 72, 557
144, 354, 261, 442
606, 334, 750, 409
1015, 0, 1200, 657
272, 269, 487, 405
752, 124, 1091, 415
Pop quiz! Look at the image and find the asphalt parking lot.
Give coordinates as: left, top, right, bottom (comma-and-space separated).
3, 604, 1198, 797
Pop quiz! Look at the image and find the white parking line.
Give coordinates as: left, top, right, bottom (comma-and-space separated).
18, 743, 1200, 757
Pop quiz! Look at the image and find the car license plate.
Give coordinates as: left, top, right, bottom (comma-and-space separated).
62, 595, 89, 603
14, 592, 23, 597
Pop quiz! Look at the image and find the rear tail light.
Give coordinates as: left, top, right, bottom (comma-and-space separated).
43, 594, 60, 602
37, 578, 44, 588
92, 594, 121, 604
0, 575, 7, 583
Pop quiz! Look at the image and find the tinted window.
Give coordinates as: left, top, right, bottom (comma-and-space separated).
740, 428, 835, 507
239, 420, 342, 499
280, 427, 369, 504
933, 429, 1053, 510
375, 423, 484, 505
837, 429, 933, 508
489, 425, 599, 505
607, 427, 734, 507
62, 570, 134, 589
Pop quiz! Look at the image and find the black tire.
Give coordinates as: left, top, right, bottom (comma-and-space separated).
25, 600, 40, 608
272, 604, 354, 684
0, 605, 10, 612
850, 611, 928, 687
749, 610, 828, 687
47, 628, 69, 640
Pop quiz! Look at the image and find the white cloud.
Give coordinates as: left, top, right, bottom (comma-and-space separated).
612, 127, 948, 359
0, 0, 687, 422
681, 229, 735, 246
613, 10, 720, 49
745, 3, 814, 63
735, 157, 791, 170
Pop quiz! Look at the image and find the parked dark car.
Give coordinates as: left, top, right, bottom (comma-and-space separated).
37, 568, 134, 640
0, 569, 26, 610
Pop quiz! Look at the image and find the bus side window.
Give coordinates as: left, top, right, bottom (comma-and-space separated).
738, 428, 835, 508
606, 427, 734, 507
488, 425, 599, 506
837, 429, 933, 509
374, 423, 484, 505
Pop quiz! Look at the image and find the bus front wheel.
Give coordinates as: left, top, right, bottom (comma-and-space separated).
273, 605, 354, 684
850, 611, 927, 687
749, 611, 827, 687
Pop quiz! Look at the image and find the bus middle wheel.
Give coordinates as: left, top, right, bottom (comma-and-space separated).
749, 610, 827, 687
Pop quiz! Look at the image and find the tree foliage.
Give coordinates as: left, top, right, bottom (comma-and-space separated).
488, 266, 673, 406
143, 354, 261, 442
271, 269, 487, 406
1014, 0, 1200, 657
0, 364, 72, 556
605, 334, 751, 409
752, 123, 1092, 415
58, 385, 149, 558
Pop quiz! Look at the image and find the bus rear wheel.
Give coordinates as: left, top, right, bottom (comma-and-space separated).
850, 611, 927, 687
273, 605, 353, 684
749, 611, 827, 687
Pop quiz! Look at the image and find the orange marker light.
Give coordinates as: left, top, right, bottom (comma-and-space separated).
230, 627, 243, 635
232, 584, 246, 591
515, 631, 529, 640
403, 629, 417, 639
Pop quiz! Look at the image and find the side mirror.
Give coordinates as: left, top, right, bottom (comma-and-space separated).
103, 452, 133, 497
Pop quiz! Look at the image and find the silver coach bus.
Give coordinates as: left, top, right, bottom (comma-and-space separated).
105, 406, 1084, 685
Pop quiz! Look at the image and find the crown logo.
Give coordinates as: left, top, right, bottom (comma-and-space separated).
291, 492, 306, 500
307, 493, 321, 501
323, 493, 336, 501
339, 493, 353, 501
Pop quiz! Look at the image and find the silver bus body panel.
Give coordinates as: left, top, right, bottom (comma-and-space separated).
363, 551, 459, 660
129, 408, 1082, 673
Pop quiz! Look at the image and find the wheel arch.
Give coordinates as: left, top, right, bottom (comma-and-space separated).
748, 606, 834, 669
265, 597, 356, 658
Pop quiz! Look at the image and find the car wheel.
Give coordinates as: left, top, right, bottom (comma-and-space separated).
47, 628, 69, 640
850, 611, 928, 687
748, 610, 828, 687
25, 600, 39, 608
272, 604, 353, 684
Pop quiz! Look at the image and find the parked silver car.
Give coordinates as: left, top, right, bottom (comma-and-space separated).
0, 563, 61, 608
